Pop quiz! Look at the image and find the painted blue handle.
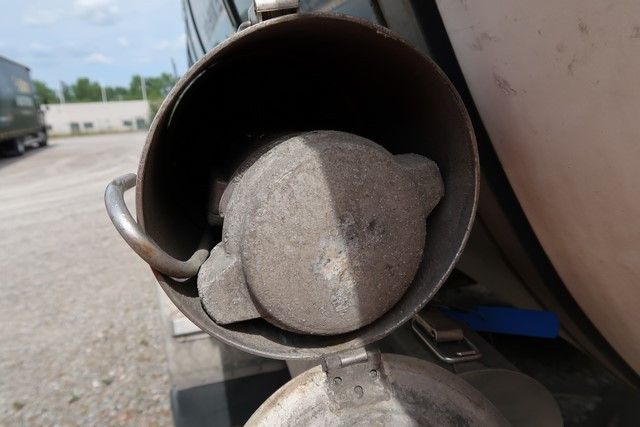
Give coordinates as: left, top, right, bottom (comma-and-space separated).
443, 306, 560, 339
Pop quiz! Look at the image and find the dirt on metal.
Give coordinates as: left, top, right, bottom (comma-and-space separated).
246, 354, 508, 426
198, 131, 444, 335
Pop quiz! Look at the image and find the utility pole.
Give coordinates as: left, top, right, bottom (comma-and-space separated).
140, 76, 148, 102
171, 57, 179, 80
59, 81, 66, 104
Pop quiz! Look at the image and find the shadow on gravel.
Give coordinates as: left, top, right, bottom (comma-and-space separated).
0, 144, 56, 171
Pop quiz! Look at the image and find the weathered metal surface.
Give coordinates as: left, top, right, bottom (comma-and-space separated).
435, 0, 640, 373
321, 349, 390, 409
197, 130, 443, 335
246, 353, 508, 426
394, 153, 445, 217
197, 243, 261, 324
133, 13, 478, 359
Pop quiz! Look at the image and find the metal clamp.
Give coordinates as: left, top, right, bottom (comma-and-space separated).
104, 173, 210, 279
246, 0, 299, 25
412, 309, 482, 364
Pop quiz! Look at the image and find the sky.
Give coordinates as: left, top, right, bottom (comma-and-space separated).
0, 0, 188, 89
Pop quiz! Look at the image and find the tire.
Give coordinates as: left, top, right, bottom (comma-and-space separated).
10, 138, 26, 156
37, 131, 48, 147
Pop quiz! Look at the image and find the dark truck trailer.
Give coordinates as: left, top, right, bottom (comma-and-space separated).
0, 55, 47, 156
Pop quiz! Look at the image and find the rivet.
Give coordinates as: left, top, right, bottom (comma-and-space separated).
354, 385, 364, 398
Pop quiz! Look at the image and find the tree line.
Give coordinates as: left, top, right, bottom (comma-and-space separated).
33, 73, 177, 105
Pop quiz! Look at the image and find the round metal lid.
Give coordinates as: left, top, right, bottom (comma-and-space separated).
246, 354, 508, 426
206, 131, 435, 335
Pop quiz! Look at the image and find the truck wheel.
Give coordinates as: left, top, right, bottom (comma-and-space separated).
37, 131, 48, 147
9, 138, 26, 156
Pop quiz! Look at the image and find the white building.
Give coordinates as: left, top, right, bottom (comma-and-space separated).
43, 100, 150, 136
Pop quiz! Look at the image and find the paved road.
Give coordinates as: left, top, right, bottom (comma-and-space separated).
0, 133, 171, 426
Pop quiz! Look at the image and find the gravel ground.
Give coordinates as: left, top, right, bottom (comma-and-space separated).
0, 133, 172, 426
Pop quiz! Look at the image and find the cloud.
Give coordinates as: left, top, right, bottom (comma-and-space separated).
117, 36, 129, 47
23, 9, 59, 27
75, 0, 120, 26
176, 33, 187, 48
152, 40, 170, 51
19, 42, 57, 64
84, 52, 113, 64
29, 42, 54, 56
63, 42, 91, 58
153, 34, 186, 51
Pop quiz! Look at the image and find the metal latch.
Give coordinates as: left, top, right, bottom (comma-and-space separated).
250, 0, 299, 23
321, 348, 389, 409
412, 308, 482, 364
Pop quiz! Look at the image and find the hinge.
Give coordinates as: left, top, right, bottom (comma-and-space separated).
321, 348, 390, 409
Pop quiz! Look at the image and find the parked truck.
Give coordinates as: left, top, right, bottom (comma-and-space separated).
0, 55, 47, 156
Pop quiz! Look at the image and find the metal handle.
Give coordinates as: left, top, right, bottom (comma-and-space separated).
412, 315, 482, 364
104, 173, 210, 279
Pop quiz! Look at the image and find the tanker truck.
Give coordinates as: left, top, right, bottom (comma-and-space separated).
0, 55, 47, 156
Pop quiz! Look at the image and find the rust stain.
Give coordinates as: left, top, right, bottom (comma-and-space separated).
567, 56, 577, 75
470, 32, 498, 51
578, 19, 589, 35
567, 52, 590, 76
493, 73, 517, 96
139, 242, 155, 258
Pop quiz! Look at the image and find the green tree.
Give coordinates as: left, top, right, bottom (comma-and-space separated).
72, 78, 102, 102
61, 81, 75, 103
32, 80, 59, 104
128, 75, 144, 100
127, 74, 178, 121
145, 73, 177, 99
129, 73, 177, 101
105, 86, 131, 101
55, 72, 178, 115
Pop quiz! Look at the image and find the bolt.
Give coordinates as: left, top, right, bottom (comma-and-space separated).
333, 377, 342, 385
354, 385, 364, 398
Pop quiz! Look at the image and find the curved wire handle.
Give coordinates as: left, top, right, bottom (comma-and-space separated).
104, 173, 210, 279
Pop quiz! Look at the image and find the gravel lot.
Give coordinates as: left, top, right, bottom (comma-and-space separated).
0, 133, 172, 426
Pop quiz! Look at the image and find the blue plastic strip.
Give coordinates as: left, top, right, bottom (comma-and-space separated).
443, 306, 560, 339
